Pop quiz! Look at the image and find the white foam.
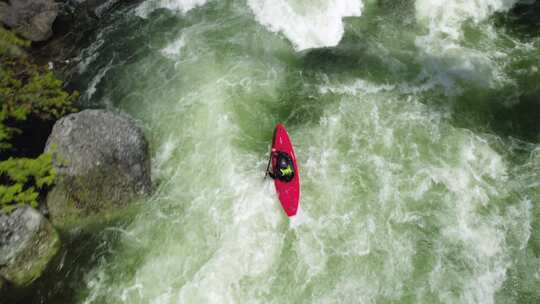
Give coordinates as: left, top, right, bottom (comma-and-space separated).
424, 137, 513, 303
316, 276, 378, 303
319, 78, 441, 96
160, 34, 186, 59
247, 0, 363, 51
84, 62, 113, 100
135, 0, 208, 18
77, 33, 105, 74
506, 198, 533, 250
416, 0, 518, 38
415, 0, 519, 87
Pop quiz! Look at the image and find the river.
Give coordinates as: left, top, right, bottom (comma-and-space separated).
30, 0, 540, 303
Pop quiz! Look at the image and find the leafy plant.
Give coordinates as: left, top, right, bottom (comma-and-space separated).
0, 25, 78, 212
0, 153, 56, 212
1, 55, 79, 151
0, 26, 29, 57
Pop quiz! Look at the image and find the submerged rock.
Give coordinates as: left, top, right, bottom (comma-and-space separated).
45, 110, 152, 229
0, 0, 59, 42
0, 206, 60, 287
58, 0, 122, 21
84, 0, 122, 18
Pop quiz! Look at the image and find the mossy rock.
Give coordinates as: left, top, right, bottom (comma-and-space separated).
0, 0, 58, 42
0, 205, 60, 287
45, 110, 152, 229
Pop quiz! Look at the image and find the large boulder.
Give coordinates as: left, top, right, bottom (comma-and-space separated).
45, 110, 152, 229
0, 206, 60, 287
0, 0, 59, 42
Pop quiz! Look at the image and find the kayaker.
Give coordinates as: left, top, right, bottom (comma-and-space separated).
267, 148, 295, 182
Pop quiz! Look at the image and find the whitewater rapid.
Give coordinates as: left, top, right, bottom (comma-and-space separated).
32, 0, 540, 303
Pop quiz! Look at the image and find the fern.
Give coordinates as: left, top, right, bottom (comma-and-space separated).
0, 26, 77, 212
0, 25, 29, 57
0, 154, 56, 211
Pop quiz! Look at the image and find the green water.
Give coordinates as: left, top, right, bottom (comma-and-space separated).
31, 0, 540, 303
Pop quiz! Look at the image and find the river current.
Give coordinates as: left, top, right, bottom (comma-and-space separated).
31, 0, 540, 303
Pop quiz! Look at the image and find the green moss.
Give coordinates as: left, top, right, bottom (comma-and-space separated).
46, 166, 138, 229
0, 26, 78, 212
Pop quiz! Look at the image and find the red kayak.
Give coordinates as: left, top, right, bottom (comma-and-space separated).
267, 124, 300, 217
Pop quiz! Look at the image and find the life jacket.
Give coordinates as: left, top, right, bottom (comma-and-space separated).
274, 151, 294, 182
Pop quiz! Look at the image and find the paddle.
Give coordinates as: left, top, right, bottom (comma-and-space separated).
264, 127, 279, 179
264, 151, 272, 179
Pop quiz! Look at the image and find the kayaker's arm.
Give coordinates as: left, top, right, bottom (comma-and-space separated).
265, 149, 278, 180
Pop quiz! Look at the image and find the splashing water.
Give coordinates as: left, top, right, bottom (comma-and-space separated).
135, 0, 209, 17
30, 0, 540, 303
247, 0, 363, 51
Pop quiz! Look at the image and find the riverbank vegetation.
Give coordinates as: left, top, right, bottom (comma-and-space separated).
0, 26, 78, 212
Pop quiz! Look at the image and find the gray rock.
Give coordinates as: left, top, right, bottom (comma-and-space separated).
0, 206, 60, 287
0, 3, 9, 22
45, 110, 152, 228
0, 0, 58, 42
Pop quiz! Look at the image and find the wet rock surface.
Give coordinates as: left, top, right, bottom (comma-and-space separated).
45, 109, 152, 229
0, 0, 59, 41
0, 206, 60, 287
